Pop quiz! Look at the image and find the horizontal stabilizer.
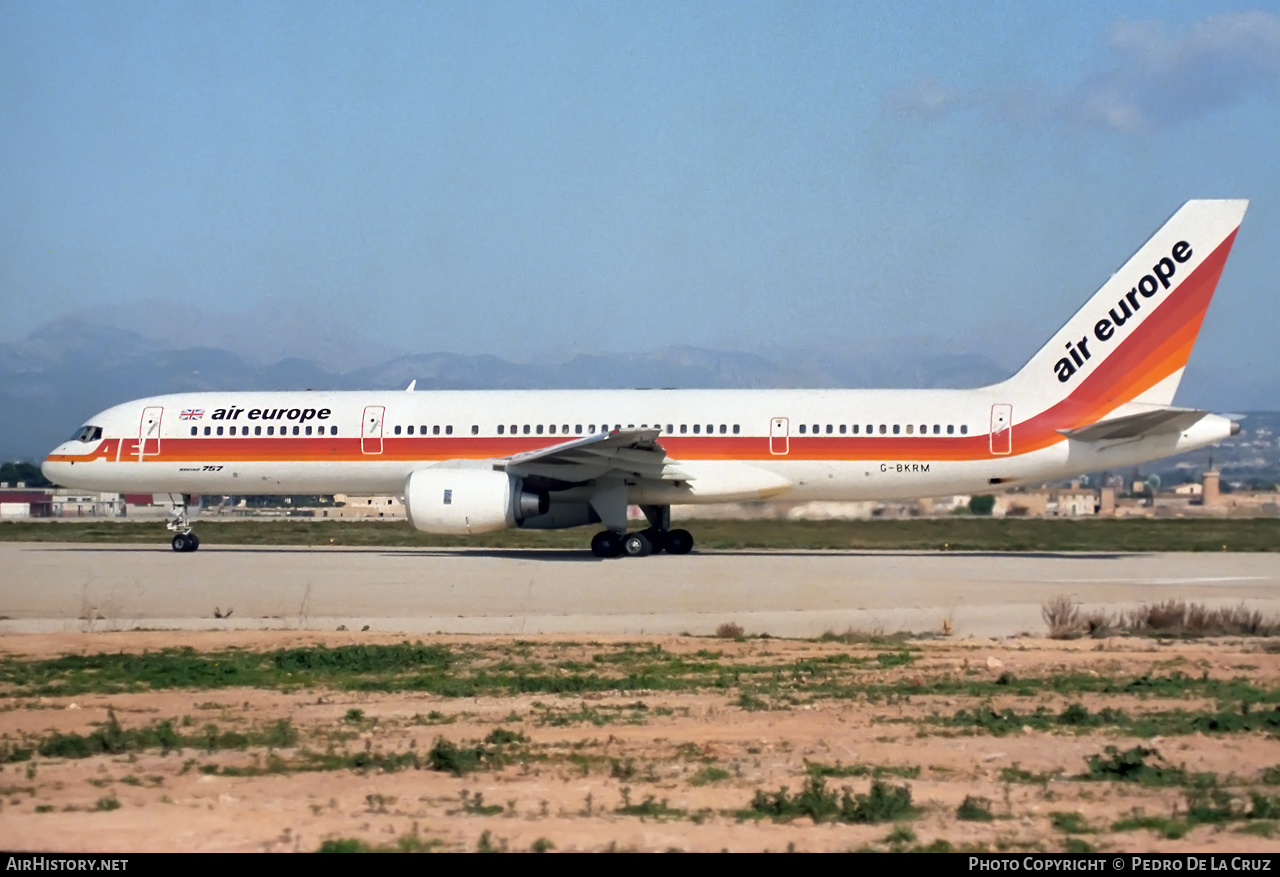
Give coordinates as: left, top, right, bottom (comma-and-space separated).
1057, 407, 1208, 442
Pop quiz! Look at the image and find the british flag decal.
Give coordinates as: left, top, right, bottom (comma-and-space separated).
179, 409, 204, 420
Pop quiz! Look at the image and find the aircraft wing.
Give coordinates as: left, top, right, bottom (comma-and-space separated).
503, 428, 690, 484
1057, 407, 1210, 442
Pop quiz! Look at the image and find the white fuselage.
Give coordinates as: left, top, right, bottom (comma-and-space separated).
41, 387, 1234, 507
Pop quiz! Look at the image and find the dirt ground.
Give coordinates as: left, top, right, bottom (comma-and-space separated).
2, 630, 1280, 852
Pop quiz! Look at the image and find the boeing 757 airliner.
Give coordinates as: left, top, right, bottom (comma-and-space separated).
43, 200, 1248, 557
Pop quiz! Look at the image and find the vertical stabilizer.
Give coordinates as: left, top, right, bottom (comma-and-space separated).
1000, 200, 1247, 421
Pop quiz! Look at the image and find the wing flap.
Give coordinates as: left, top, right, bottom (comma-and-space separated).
504, 428, 683, 484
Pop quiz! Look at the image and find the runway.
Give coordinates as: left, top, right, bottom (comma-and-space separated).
3, 542, 1279, 638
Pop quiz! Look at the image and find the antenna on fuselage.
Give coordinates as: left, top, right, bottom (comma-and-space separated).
405, 380, 417, 392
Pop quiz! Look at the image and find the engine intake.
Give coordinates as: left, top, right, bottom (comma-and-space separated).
403, 469, 547, 535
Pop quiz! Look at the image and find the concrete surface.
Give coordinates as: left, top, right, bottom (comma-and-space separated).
3, 542, 1279, 639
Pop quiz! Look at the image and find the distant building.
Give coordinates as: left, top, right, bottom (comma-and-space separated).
0, 490, 53, 518
327, 494, 405, 519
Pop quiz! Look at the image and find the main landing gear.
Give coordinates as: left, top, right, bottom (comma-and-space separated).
590, 527, 695, 558
165, 493, 202, 552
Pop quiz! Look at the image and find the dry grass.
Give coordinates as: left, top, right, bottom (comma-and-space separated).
714, 622, 745, 639
1042, 596, 1084, 640
1043, 596, 1280, 639
1125, 601, 1278, 638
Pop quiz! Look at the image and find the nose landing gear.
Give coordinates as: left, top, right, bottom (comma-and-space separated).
171, 532, 200, 552
165, 494, 202, 552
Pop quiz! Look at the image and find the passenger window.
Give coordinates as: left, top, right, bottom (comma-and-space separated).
497, 425, 504, 435
798, 424, 806, 434
293, 426, 300, 435
330, 426, 337, 436
394, 425, 402, 435
811, 424, 818, 434
203, 426, 211, 436
421, 425, 428, 434
905, 424, 913, 435
720, 424, 727, 434
472, 425, 479, 435
693, 424, 701, 434
549, 424, 556, 434
433, 425, 441, 435
733, 424, 740, 434
406, 425, 414, 435
825, 424, 832, 434
893, 425, 900, 435
190, 427, 197, 436
961, 425, 968, 435
216, 426, 224, 436
306, 425, 313, 436
562, 424, 569, 434
947, 425, 954, 435
536, 425, 544, 435
255, 426, 262, 436
680, 424, 687, 434
920, 424, 927, 434
851, 425, 859, 434
867, 424, 874, 434
445, 425, 453, 435
879, 424, 887, 435
933, 425, 940, 434
231, 426, 238, 436
266, 426, 274, 436
839, 425, 846, 434
575, 425, 583, 434
588, 424, 595, 433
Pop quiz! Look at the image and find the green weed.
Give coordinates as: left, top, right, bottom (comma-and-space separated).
1081, 746, 1186, 786
956, 795, 994, 821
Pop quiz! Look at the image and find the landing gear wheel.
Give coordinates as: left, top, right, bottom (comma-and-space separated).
623, 532, 653, 558
171, 533, 190, 552
639, 528, 666, 553
665, 529, 694, 555
187, 533, 200, 551
590, 530, 623, 558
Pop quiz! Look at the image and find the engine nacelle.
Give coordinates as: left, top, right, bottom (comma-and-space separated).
403, 468, 547, 535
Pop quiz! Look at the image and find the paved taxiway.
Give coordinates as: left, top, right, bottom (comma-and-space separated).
3, 542, 1279, 638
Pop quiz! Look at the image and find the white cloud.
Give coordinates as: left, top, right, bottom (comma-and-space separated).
886, 77, 969, 119
1074, 11, 1280, 132
889, 11, 1280, 133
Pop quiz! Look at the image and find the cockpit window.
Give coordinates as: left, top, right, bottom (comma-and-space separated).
69, 426, 103, 443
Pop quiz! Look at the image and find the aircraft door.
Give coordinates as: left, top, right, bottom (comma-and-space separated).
362, 406, 385, 455
990, 404, 1012, 456
139, 406, 163, 459
769, 417, 789, 455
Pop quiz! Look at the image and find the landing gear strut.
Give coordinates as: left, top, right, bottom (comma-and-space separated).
166, 494, 202, 552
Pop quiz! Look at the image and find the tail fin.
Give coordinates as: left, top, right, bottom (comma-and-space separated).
1000, 199, 1247, 419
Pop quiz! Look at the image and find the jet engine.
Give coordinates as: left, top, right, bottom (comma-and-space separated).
403, 469, 548, 535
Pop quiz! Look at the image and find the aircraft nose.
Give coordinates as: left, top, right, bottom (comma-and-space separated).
42, 449, 69, 486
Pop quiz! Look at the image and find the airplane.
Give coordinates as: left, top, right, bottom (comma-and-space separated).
42, 199, 1248, 557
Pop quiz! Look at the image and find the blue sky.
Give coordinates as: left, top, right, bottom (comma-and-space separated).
2, 1, 1278, 380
